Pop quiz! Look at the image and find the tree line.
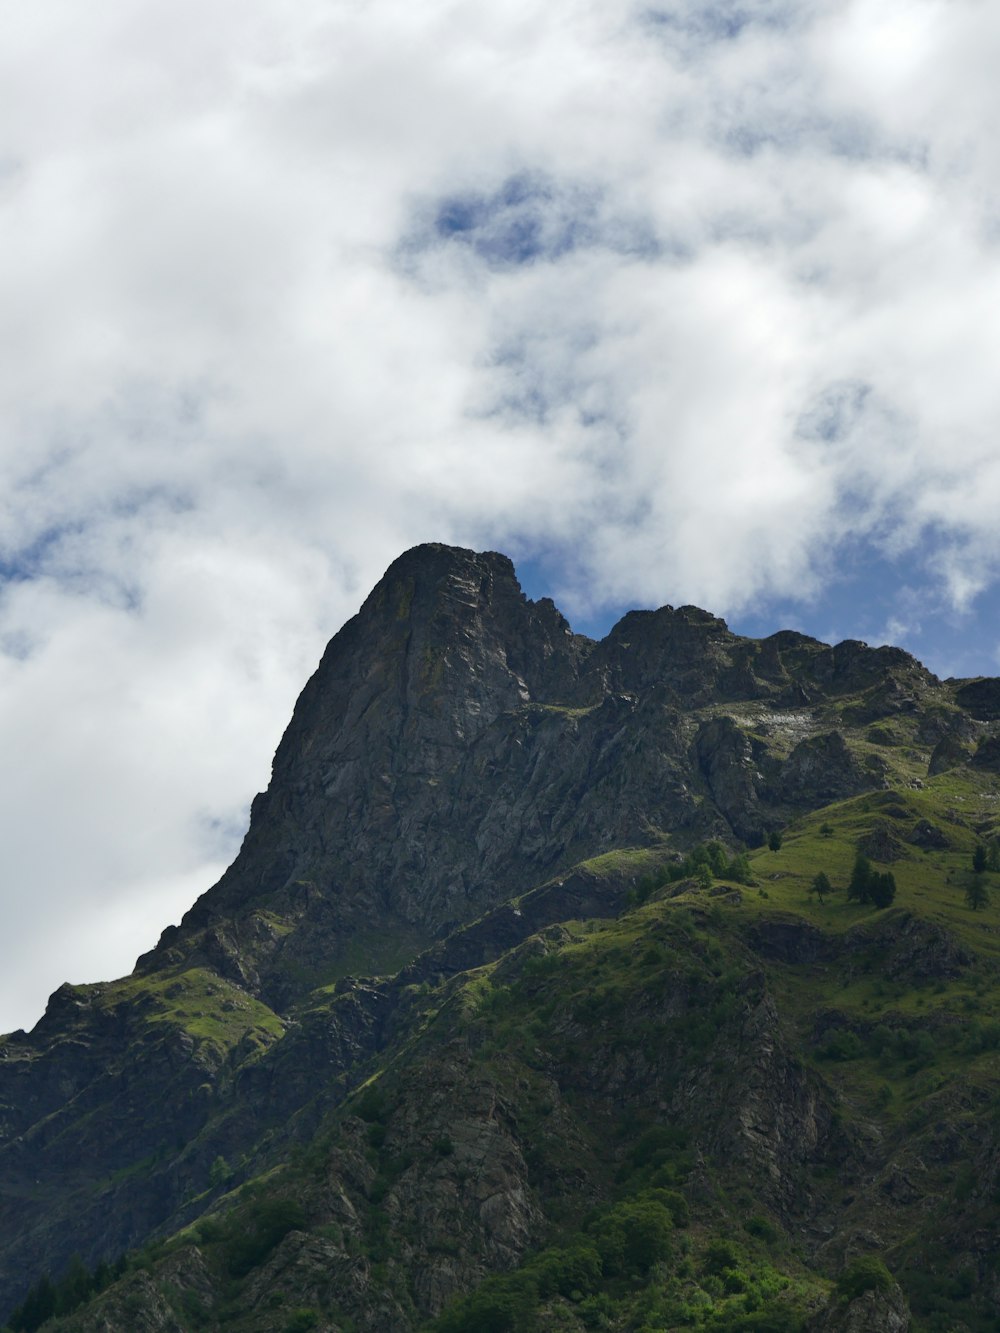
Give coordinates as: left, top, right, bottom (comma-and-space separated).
809, 853, 896, 909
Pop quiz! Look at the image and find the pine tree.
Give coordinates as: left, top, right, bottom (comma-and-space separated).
870, 871, 896, 910
966, 878, 990, 912
54, 1255, 93, 1317
10, 1274, 56, 1332
848, 853, 873, 903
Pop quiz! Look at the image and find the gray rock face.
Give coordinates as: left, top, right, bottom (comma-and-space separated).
0, 543, 996, 1320
928, 733, 972, 774
811, 1281, 911, 1330
694, 715, 766, 843
955, 676, 1000, 720
135, 545, 944, 1004
779, 731, 867, 804
971, 733, 1000, 771
141, 545, 601, 996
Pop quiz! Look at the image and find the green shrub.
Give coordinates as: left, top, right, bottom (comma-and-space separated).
194, 1216, 225, 1245
227, 1198, 307, 1276
650, 1187, 689, 1227
431, 1272, 538, 1333
179, 1288, 212, 1327
208, 1155, 232, 1189
745, 1214, 780, 1244
367, 1123, 387, 1150
818, 1029, 864, 1061
703, 1238, 743, 1275
283, 1310, 319, 1333
869, 1024, 894, 1056
810, 871, 833, 902
629, 1124, 689, 1171
964, 1020, 1000, 1053
837, 1255, 893, 1300
727, 852, 755, 884
525, 1243, 602, 1298
355, 1085, 388, 1123
587, 1197, 673, 1276
714, 1306, 808, 1331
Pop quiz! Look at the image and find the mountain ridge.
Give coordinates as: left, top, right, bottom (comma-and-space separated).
2, 542, 999, 1332
131, 543, 946, 1009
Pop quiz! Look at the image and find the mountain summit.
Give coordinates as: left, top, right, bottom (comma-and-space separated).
1, 545, 998, 1332
138, 543, 935, 1006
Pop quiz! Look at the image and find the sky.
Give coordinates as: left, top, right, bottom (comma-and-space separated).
2, 0, 1000, 1033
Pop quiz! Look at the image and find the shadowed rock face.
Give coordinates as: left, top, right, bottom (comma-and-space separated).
140, 546, 597, 993
955, 676, 1000, 721
134, 544, 946, 1005
928, 733, 972, 774
810, 1281, 911, 1331
0, 543, 995, 1320
971, 733, 1000, 772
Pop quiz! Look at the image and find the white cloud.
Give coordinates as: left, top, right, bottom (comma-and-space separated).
1, 0, 1000, 1028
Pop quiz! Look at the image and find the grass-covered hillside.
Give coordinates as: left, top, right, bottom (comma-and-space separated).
10, 758, 1000, 1333
4, 548, 1000, 1331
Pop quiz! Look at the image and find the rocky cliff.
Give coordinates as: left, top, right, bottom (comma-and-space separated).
1, 543, 998, 1332
134, 544, 941, 1006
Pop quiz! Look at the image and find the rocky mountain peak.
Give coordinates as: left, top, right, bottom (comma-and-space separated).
277, 541, 588, 749
138, 545, 592, 993
3, 545, 1000, 1329
135, 546, 962, 1007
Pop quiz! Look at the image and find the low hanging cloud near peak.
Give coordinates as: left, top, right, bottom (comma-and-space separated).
1, 0, 999, 1031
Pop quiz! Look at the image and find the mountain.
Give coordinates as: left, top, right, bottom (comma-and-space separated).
2, 543, 999, 1332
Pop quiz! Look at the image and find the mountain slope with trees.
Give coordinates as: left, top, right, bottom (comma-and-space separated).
2, 544, 999, 1332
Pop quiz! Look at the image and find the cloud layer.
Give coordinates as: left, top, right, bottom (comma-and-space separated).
2, 0, 999, 1029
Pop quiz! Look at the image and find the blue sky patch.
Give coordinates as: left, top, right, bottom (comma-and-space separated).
404, 171, 660, 272
515, 539, 1000, 681
642, 1, 798, 46
796, 379, 872, 445
0, 523, 86, 586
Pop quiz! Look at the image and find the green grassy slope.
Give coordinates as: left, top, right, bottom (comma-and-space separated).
15, 758, 999, 1332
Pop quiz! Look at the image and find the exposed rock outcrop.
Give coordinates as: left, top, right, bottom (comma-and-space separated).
779, 731, 870, 804
1, 543, 998, 1326
928, 733, 972, 774
811, 1281, 911, 1331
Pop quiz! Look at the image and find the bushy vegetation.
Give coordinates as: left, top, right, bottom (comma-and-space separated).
631, 841, 756, 905
901, 1262, 998, 1332
13, 761, 1000, 1332
836, 1254, 893, 1299
809, 870, 833, 903
847, 853, 896, 908
4, 1255, 127, 1332
425, 1191, 811, 1333
817, 1020, 939, 1069
226, 1196, 307, 1276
